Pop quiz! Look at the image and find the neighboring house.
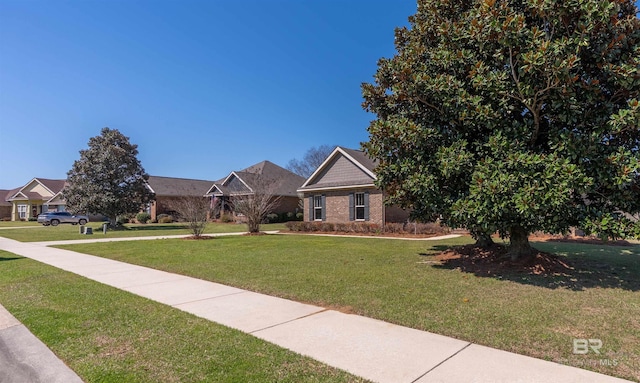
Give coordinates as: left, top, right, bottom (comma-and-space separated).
0, 189, 15, 220
297, 146, 409, 226
145, 176, 217, 221
205, 160, 305, 217
6, 178, 67, 221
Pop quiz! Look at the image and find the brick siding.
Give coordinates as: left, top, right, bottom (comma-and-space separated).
302, 188, 408, 226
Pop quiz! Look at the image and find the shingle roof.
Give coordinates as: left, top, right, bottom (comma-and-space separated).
0, 189, 16, 206
208, 161, 305, 197
147, 176, 216, 197
7, 178, 66, 201
338, 147, 378, 173
37, 179, 67, 194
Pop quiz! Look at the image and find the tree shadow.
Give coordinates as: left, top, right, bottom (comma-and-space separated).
0, 256, 22, 262
108, 224, 188, 232
426, 242, 640, 291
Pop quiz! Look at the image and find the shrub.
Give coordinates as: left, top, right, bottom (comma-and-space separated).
352, 222, 369, 233
415, 222, 449, 235
266, 213, 280, 223
220, 214, 234, 223
156, 213, 173, 223
285, 220, 448, 235
116, 216, 129, 225
384, 222, 404, 233
368, 223, 382, 234
136, 212, 151, 224
320, 222, 335, 232
28, 217, 37, 222
295, 212, 304, 220
285, 221, 308, 231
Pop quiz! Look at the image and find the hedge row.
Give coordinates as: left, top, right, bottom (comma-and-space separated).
265, 212, 304, 223
284, 221, 450, 235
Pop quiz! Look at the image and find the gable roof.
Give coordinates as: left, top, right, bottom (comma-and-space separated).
206, 161, 305, 197
46, 191, 68, 205
39, 179, 67, 194
7, 178, 66, 201
146, 176, 216, 197
298, 147, 378, 192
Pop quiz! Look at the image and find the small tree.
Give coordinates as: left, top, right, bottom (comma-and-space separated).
168, 196, 212, 238
230, 176, 282, 233
65, 127, 155, 226
286, 145, 334, 178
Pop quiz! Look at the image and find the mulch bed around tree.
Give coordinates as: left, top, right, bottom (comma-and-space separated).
433, 233, 638, 276
434, 243, 574, 276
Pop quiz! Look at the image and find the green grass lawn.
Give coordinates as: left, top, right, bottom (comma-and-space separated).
57, 235, 640, 381
0, 221, 40, 227
0, 222, 286, 242
0, 250, 367, 383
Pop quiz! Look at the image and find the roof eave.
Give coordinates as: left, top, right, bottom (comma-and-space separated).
297, 183, 377, 193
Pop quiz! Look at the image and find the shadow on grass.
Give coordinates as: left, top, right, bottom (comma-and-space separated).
0, 256, 22, 262
109, 224, 188, 232
426, 242, 640, 292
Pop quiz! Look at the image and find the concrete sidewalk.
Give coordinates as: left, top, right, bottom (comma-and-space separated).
0, 235, 633, 383
0, 305, 83, 383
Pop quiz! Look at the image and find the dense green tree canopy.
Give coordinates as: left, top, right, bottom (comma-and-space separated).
64, 127, 155, 224
362, 0, 640, 256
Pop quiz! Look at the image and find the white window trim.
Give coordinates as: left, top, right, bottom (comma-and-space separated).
17, 204, 27, 219
313, 195, 323, 221
355, 192, 366, 221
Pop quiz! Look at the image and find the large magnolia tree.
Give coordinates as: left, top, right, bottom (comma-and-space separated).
64, 127, 155, 225
363, 0, 640, 258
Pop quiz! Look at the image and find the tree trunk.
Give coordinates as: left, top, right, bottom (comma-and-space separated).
247, 218, 260, 233
473, 231, 494, 248
507, 225, 535, 260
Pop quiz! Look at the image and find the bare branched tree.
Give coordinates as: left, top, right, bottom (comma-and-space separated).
286, 145, 334, 178
168, 196, 213, 238
230, 175, 282, 233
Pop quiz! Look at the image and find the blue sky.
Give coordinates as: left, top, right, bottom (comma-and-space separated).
1, 1, 639, 190
0, 0, 415, 189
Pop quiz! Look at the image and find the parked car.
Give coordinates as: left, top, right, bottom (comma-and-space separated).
37, 211, 89, 226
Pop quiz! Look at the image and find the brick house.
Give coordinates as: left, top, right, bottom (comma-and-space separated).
205, 160, 305, 218
297, 147, 409, 226
0, 190, 15, 220
145, 176, 216, 221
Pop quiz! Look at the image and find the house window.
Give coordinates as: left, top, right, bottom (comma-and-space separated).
355, 192, 365, 220
349, 191, 369, 221
313, 195, 323, 221
17, 204, 27, 219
